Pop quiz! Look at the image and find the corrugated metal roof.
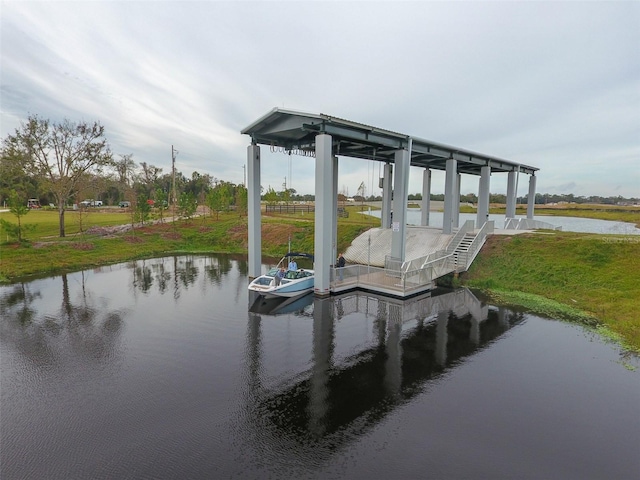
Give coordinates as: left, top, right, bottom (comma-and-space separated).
242, 108, 538, 175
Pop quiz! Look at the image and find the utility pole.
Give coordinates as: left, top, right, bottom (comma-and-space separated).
243, 164, 246, 187
171, 145, 178, 207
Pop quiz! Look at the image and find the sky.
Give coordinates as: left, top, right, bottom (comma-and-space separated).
1, 0, 639, 199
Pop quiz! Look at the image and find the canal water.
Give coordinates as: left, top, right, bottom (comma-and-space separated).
369, 210, 640, 235
1, 255, 638, 479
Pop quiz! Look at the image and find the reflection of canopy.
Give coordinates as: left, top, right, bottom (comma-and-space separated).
249, 289, 525, 450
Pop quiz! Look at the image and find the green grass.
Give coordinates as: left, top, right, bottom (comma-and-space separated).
463, 232, 640, 351
0, 208, 134, 240
0, 207, 379, 282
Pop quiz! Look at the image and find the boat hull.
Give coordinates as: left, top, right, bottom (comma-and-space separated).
248, 270, 315, 298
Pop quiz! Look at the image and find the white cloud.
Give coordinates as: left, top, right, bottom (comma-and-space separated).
2, 0, 639, 198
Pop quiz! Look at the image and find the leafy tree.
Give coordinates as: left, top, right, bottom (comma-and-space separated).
0, 145, 39, 204
263, 186, 279, 205
178, 191, 197, 219
0, 191, 35, 242
206, 188, 222, 220
3, 115, 112, 237
154, 189, 168, 223
235, 185, 248, 216
184, 171, 212, 205
138, 162, 163, 197
135, 194, 151, 225
206, 182, 235, 220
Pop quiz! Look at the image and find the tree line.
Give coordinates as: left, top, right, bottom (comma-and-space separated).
3, 116, 636, 239
1, 116, 250, 237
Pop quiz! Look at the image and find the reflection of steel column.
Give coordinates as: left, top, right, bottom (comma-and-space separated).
246, 312, 262, 395
435, 310, 449, 366
308, 297, 334, 437
470, 316, 480, 345
498, 306, 509, 329
384, 305, 402, 396
375, 300, 388, 347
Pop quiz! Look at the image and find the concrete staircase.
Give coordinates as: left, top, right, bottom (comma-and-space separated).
453, 232, 480, 272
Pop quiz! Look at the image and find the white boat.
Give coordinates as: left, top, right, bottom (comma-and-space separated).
248, 253, 315, 298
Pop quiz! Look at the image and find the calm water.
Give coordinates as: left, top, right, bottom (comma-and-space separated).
369, 210, 640, 235
1, 255, 639, 480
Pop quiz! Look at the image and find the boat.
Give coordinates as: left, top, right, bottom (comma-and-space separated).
248, 253, 314, 298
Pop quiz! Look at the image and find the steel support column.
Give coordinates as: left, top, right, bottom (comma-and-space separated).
247, 144, 261, 279
506, 170, 517, 218
454, 173, 461, 228
391, 142, 411, 262
314, 134, 333, 296
443, 158, 457, 234
421, 168, 431, 226
477, 165, 491, 228
381, 163, 392, 229
332, 156, 338, 265
527, 174, 537, 219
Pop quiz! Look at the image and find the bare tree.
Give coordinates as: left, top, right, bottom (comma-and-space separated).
5, 116, 112, 237
114, 153, 137, 186
139, 162, 163, 196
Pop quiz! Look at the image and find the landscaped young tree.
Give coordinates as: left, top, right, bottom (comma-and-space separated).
3, 116, 112, 237
0, 191, 35, 242
263, 186, 279, 205
178, 191, 197, 220
154, 188, 168, 223
206, 182, 233, 220
235, 184, 248, 216
134, 194, 152, 225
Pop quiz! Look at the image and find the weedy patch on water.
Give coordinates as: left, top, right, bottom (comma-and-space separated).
482, 289, 639, 357
483, 289, 599, 324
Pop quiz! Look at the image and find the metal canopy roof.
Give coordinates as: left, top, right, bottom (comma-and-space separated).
242, 108, 538, 176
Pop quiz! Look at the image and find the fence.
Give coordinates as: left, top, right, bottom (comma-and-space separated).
266, 204, 314, 214
265, 204, 348, 217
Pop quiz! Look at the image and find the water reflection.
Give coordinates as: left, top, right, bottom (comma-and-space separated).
245, 289, 524, 453
2, 256, 637, 479
249, 292, 314, 316
0, 272, 125, 368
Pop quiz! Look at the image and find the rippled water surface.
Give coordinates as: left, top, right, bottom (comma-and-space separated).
1, 255, 639, 479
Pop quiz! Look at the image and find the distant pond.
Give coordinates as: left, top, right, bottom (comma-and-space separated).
367, 210, 640, 235
1, 254, 638, 479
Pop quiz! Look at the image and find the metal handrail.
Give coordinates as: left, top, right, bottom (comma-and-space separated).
446, 220, 475, 254
504, 217, 561, 231
331, 219, 488, 295
457, 220, 493, 271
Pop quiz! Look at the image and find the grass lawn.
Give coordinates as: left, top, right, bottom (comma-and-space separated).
462, 232, 640, 352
